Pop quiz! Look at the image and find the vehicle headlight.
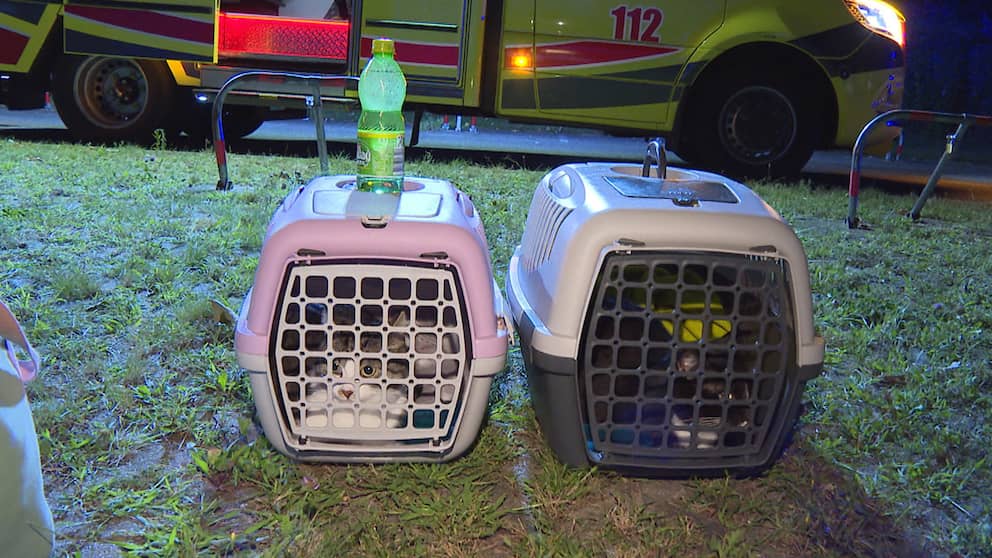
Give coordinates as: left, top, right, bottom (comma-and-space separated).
846, 0, 906, 48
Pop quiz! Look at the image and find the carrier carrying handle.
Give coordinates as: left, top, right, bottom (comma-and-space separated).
0, 300, 40, 383
642, 138, 667, 180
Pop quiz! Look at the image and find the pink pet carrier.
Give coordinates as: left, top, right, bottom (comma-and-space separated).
235, 177, 511, 462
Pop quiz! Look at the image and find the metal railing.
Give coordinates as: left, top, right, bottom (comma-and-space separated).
846, 109, 992, 228
211, 71, 358, 191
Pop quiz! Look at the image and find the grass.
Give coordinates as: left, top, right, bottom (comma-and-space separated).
1, 136, 990, 557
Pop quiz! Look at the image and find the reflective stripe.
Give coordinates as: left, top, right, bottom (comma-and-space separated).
500, 78, 536, 110
67, 5, 212, 43
0, 1, 47, 25
791, 23, 904, 75
64, 4, 214, 62
64, 0, 214, 11
600, 64, 682, 83
359, 37, 460, 68
64, 28, 212, 61
0, 3, 58, 72
537, 75, 672, 110
532, 40, 679, 70
790, 22, 868, 58
0, 27, 29, 65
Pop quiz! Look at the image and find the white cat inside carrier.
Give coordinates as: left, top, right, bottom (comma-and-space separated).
506, 153, 824, 475
236, 176, 511, 463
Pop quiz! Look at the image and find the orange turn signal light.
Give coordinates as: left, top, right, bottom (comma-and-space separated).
506, 49, 533, 69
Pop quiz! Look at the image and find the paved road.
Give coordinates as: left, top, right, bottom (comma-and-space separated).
3, 106, 990, 201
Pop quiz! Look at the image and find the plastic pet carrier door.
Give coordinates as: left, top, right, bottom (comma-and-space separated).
236, 176, 510, 463
506, 162, 824, 475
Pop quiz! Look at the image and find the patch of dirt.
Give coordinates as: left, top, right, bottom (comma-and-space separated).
114, 443, 165, 478
78, 542, 124, 558
516, 425, 933, 557
767, 441, 932, 558
100, 518, 146, 540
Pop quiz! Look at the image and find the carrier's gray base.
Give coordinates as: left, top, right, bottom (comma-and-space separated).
516, 311, 817, 477
516, 311, 589, 468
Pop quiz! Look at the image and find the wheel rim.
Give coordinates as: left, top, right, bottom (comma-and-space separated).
718, 86, 797, 165
73, 58, 149, 129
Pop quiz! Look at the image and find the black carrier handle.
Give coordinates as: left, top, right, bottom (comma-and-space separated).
642, 138, 668, 180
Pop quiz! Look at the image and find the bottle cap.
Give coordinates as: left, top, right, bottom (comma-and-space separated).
372, 38, 395, 55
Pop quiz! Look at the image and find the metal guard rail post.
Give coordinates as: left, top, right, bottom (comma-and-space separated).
212, 71, 358, 191
847, 109, 992, 228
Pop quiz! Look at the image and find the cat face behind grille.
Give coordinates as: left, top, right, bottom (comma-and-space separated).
325, 353, 409, 429
286, 276, 467, 435
359, 358, 381, 378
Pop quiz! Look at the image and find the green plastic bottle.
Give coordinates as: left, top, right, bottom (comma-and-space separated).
356, 38, 407, 194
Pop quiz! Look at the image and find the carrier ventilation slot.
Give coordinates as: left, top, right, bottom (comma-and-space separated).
580, 252, 794, 461
271, 262, 469, 452
520, 182, 573, 271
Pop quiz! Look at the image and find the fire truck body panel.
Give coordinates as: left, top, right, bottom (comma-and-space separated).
62, 0, 217, 62
0, 0, 906, 176
527, 0, 725, 128
1, 1, 59, 74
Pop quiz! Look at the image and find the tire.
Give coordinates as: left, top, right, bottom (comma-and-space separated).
177, 101, 268, 143
217, 106, 267, 139
684, 68, 819, 179
51, 55, 176, 143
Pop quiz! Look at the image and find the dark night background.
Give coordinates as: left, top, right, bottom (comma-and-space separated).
894, 0, 992, 159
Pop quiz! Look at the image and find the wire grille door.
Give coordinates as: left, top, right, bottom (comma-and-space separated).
579, 251, 795, 462
270, 261, 470, 452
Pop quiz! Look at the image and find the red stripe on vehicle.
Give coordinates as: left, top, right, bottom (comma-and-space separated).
0, 28, 29, 64
974, 115, 992, 126
533, 40, 678, 69
360, 37, 459, 67
65, 5, 212, 44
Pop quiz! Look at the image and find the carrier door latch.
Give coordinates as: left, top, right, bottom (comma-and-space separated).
615, 238, 646, 249
361, 215, 390, 228
419, 251, 450, 269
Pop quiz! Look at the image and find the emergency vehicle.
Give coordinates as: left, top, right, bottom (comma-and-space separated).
1, 0, 905, 176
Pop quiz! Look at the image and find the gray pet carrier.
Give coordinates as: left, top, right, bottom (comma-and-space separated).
505, 161, 824, 475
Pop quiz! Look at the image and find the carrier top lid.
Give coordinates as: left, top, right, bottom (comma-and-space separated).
313, 189, 443, 219
603, 176, 738, 204
269, 175, 471, 234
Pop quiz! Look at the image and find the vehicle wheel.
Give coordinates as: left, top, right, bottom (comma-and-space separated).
51, 55, 176, 142
684, 68, 819, 178
218, 106, 267, 139
178, 101, 268, 143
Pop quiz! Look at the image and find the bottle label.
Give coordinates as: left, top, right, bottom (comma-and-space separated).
356, 129, 404, 178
